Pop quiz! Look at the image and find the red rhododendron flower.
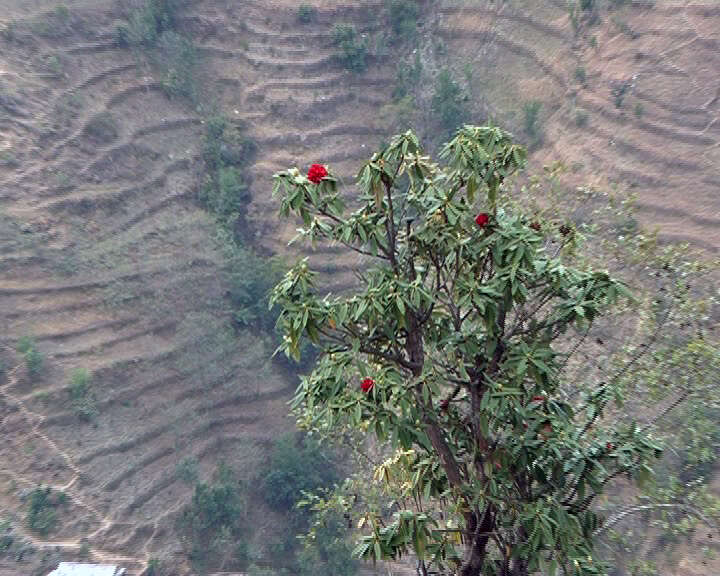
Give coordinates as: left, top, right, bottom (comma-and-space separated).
532, 395, 546, 402
475, 212, 490, 228
361, 378, 374, 393
606, 442, 614, 451
307, 163, 328, 184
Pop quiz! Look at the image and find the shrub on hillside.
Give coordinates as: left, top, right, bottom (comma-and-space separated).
431, 68, 467, 137
261, 434, 339, 512
200, 116, 256, 227
31, 5, 73, 39
223, 241, 284, 333
523, 99, 543, 142
393, 51, 422, 101
178, 465, 248, 572
17, 336, 43, 377
296, 508, 357, 576
84, 111, 119, 143
297, 5, 316, 24
154, 30, 197, 100
69, 368, 97, 422
332, 24, 368, 73
388, 0, 419, 42
27, 487, 67, 536
119, 0, 180, 47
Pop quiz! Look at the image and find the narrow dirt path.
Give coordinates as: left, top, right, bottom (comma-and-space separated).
0, 345, 151, 572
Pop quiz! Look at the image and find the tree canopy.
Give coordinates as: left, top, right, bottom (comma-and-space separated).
270, 126, 705, 575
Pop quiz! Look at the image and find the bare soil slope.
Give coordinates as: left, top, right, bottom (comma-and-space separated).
0, 1, 718, 575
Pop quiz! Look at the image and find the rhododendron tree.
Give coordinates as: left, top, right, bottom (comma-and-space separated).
270, 126, 669, 575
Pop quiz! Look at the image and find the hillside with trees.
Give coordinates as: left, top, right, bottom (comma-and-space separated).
0, 1, 718, 575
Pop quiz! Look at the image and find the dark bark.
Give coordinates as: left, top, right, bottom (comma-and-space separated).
460, 507, 495, 576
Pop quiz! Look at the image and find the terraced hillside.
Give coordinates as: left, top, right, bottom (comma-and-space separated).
435, 1, 720, 252
0, 1, 718, 575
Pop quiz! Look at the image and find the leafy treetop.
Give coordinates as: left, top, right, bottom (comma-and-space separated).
271, 126, 662, 576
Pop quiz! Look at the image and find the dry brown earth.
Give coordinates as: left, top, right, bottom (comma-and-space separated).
0, 1, 718, 574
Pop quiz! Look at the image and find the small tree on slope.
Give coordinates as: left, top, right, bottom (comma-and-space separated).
271, 126, 662, 575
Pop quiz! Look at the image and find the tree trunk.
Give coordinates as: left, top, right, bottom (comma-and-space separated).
460, 507, 494, 576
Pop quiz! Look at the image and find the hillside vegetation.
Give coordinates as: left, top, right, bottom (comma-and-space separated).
0, 1, 718, 575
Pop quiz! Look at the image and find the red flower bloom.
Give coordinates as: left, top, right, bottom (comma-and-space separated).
606, 442, 614, 451
307, 163, 328, 184
530, 221, 541, 231
361, 378, 374, 393
532, 395, 546, 402
475, 212, 490, 228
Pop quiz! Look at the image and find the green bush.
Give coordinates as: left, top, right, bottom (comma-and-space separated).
84, 111, 119, 143
431, 69, 467, 137
297, 510, 357, 576
200, 116, 255, 226
574, 65, 587, 85
122, 0, 180, 47
203, 116, 256, 172
612, 80, 631, 108
224, 242, 284, 332
297, 5, 316, 24
69, 368, 97, 422
27, 487, 66, 536
17, 336, 43, 377
0, 151, 19, 168
388, 0, 419, 42
393, 51, 422, 101
31, 5, 73, 39
154, 31, 197, 100
178, 465, 248, 572
575, 108, 589, 127
176, 456, 199, 485
145, 558, 161, 576
332, 24, 368, 73
523, 100, 543, 140
261, 435, 339, 512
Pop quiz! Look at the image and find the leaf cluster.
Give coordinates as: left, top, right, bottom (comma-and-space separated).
271, 126, 666, 574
